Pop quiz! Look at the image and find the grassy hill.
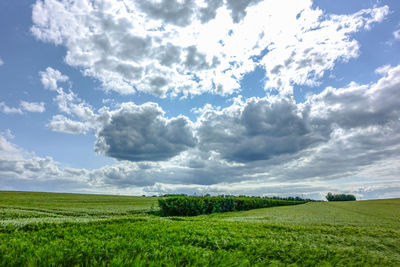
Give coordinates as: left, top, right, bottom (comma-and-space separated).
1, 191, 399, 266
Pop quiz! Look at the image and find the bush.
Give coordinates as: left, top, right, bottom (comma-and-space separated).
158, 196, 306, 216
326, 192, 356, 202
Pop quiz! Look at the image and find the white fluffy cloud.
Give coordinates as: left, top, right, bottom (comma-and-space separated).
0, 101, 45, 114
31, 0, 388, 97
260, 5, 388, 94
0, 102, 23, 114
20, 101, 46, 113
0, 133, 83, 185
47, 114, 91, 134
40, 68, 98, 134
40, 67, 69, 91
0, 132, 95, 193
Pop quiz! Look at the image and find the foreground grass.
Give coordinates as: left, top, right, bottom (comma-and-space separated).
1, 191, 399, 266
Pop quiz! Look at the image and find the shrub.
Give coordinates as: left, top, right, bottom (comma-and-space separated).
158, 196, 306, 216
326, 192, 356, 201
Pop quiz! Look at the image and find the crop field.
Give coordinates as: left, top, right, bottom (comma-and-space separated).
1, 191, 400, 266
0, 191, 157, 226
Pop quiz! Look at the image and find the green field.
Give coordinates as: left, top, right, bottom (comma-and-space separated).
1, 191, 399, 266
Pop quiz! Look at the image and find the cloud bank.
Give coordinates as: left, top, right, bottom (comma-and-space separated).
20, 63, 398, 199
31, 0, 388, 96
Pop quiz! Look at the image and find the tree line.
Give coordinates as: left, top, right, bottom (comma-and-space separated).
158, 196, 307, 216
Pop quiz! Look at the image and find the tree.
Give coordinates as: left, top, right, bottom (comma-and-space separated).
326, 192, 356, 201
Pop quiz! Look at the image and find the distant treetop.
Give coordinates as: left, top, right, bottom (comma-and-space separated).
326, 192, 356, 201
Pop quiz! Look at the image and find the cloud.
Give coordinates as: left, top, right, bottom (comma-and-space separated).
306, 64, 400, 130
191, 103, 221, 114
47, 115, 90, 134
20, 101, 45, 113
1, 102, 46, 114
1, 129, 15, 139
46, 88, 97, 133
0, 101, 45, 114
195, 64, 400, 165
0, 133, 59, 179
29, 64, 400, 198
41, 65, 400, 186
0, 58, 3, 66
225, 0, 261, 23
40, 67, 69, 91
0, 133, 93, 192
0, 102, 23, 114
393, 29, 400, 40
135, 0, 196, 27
196, 96, 324, 162
31, 0, 388, 97
87, 148, 247, 187
142, 176, 400, 200
53, 88, 95, 120
95, 102, 196, 161
39, 67, 97, 133
40, 69, 198, 162
259, 4, 389, 94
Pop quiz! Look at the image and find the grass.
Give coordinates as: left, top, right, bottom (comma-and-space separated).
1, 191, 399, 266
212, 199, 400, 228
0, 191, 157, 225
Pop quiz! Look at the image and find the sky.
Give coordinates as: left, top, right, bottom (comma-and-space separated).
1, 0, 400, 200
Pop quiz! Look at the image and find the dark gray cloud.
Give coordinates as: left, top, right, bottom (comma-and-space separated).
226, 0, 262, 23
197, 97, 326, 162
136, 0, 196, 27
95, 102, 196, 161
156, 43, 182, 67
88, 148, 251, 187
198, 0, 223, 23
184, 46, 218, 71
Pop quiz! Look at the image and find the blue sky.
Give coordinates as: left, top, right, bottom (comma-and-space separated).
1, 0, 400, 199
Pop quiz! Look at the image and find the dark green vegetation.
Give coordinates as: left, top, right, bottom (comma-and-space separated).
1, 191, 400, 266
326, 192, 356, 201
158, 196, 306, 216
